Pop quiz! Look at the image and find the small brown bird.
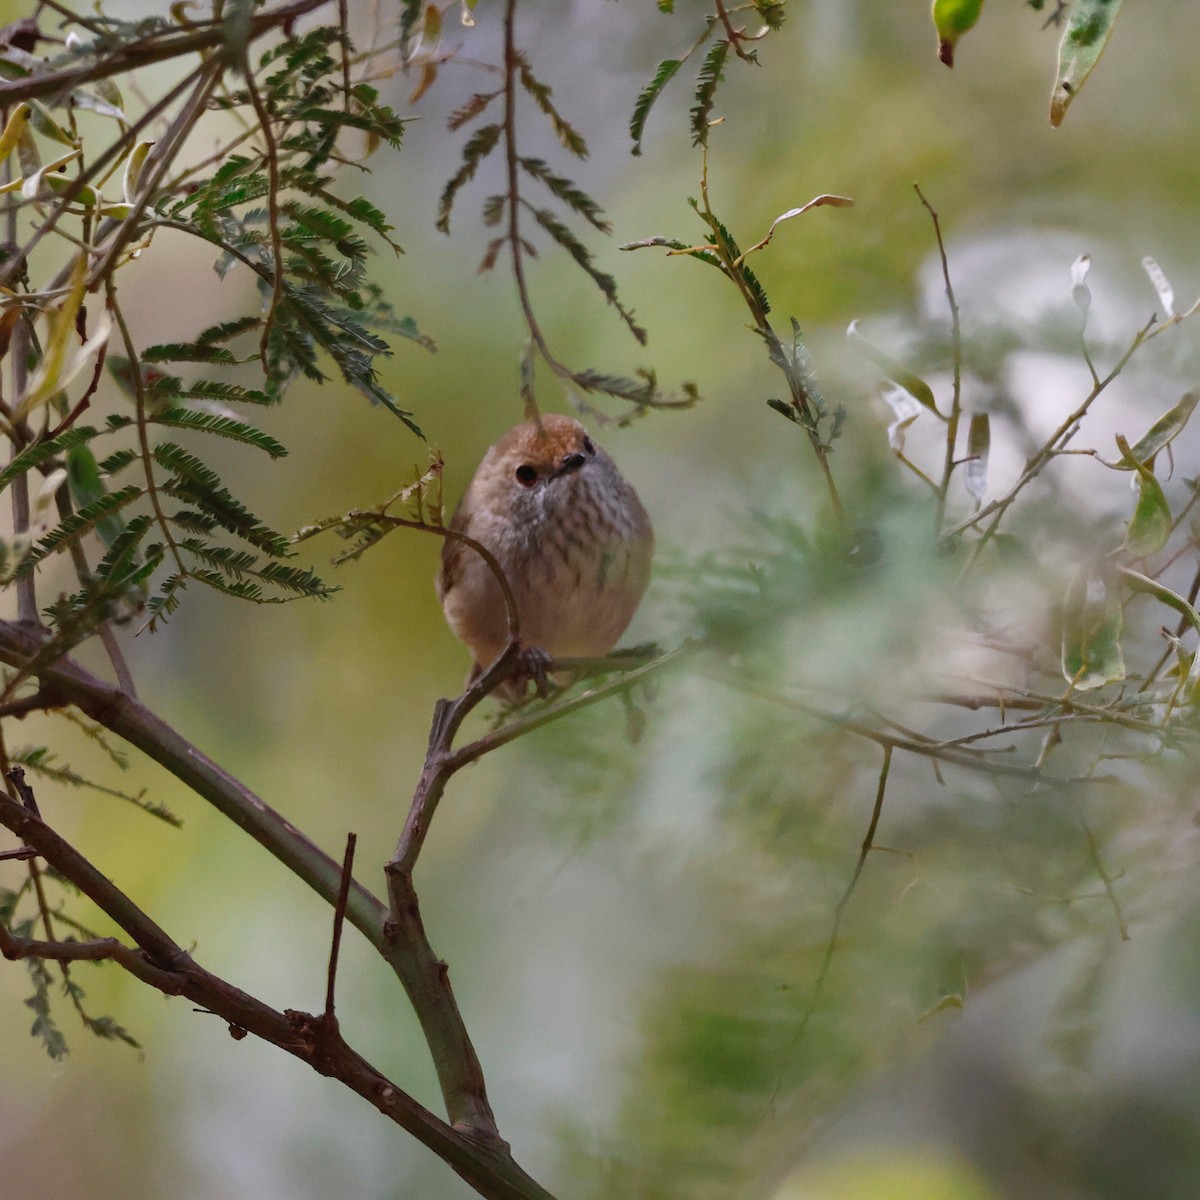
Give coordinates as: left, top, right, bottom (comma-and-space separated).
438, 414, 653, 686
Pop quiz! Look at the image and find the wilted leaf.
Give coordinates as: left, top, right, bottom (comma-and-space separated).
1142, 256, 1176, 318
14, 255, 112, 421
1071, 253, 1091, 316
881, 384, 922, 453
963, 411, 990, 501
72, 83, 125, 121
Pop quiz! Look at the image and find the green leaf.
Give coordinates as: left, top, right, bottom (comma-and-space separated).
27, 485, 143, 565
152, 442, 288, 555
142, 342, 238, 365
1116, 435, 1171, 558
619, 234, 725, 273
525, 205, 647, 345
754, 1, 787, 30
516, 54, 588, 158
149, 377, 272, 406
149, 408, 288, 459
0, 424, 108, 495
179, 539, 332, 599
630, 58, 683, 156
1120, 566, 1200, 698
67, 444, 128, 549
13, 740, 178, 825
931, 0, 985, 67
1061, 567, 1125, 691
690, 41, 729, 148
25, 958, 69, 1060
436, 122, 502, 234
195, 315, 261, 346
518, 158, 610, 232
1050, 0, 1124, 127
1116, 391, 1199, 468
28, 101, 77, 149
291, 100, 405, 153
846, 321, 941, 416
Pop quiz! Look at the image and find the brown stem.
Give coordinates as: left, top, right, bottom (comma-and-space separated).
9, 319, 36, 623
325, 832, 357, 1020
0, 0, 329, 107
241, 67, 286, 370
0, 790, 558, 1200
0, 618, 489, 1135
107, 278, 185, 574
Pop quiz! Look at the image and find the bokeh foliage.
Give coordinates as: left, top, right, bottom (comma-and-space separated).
2, 3, 1200, 1200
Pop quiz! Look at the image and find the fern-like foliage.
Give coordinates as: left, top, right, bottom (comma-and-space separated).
0, 21, 423, 645
631, 58, 684, 156
629, 3, 791, 154
691, 41, 730, 147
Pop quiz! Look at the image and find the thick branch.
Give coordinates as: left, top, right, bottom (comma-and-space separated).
0, 791, 557, 1200
0, 618, 489, 1135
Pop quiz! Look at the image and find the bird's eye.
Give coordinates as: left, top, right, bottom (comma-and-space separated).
515, 464, 538, 487
582, 436, 595, 455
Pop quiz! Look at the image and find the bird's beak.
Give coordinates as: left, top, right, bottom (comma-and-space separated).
553, 452, 587, 479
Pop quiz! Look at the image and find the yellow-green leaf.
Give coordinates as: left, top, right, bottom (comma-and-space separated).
1120, 566, 1200, 697
1116, 435, 1171, 558
1116, 391, 1199, 468
28, 100, 78, 149
847, 321, 941, 417
932, 0, 985, 67
0, 102, 30, 162
123, 140, 154, 205
1050, 0, 1124, 127
42, 173, 99, 206
13, 255, 111, 422
1061, 567, 1125, 691
6, 147, 80, 200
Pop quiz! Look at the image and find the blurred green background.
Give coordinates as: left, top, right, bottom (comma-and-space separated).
4, 2, 1200, 1198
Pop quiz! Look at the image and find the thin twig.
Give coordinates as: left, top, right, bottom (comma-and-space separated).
951, 316, 1156, 560
107, 279, 185, 574
770, 745, 894, 1101
1078, 809, 1130, 941
721, 674, 1115, 785
9, 320, 36, 623
914, 184, 962, 537
241, 67, 286, 370
325, 831, 357, 1021
337, 0, 353, 107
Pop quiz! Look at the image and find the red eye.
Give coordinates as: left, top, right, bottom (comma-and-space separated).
515, 464, 538, 486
